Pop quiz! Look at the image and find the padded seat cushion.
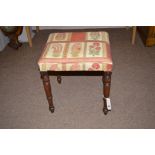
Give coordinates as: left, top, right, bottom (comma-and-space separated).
38, 31, 113, 71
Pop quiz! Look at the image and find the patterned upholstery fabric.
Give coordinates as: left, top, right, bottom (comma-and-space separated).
38, 32, 113, 71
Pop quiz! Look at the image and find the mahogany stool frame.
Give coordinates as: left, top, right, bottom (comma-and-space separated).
40, 71, 112, 115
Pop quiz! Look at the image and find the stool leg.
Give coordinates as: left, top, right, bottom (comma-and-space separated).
41, 72, 55, 113
57, 76, 62, 84
102, 72, 112, 115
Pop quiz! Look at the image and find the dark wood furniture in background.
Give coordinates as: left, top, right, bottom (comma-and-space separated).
138, 26, 155, 46
0, 26, 23, 49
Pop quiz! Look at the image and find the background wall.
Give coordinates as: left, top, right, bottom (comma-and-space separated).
38, 26, 125, 30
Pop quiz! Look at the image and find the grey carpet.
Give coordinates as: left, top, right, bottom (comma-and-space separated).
0, 28, 155, 129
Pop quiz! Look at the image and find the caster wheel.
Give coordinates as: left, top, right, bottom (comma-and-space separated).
103, 108, 109, 115
49, 106, 55, 113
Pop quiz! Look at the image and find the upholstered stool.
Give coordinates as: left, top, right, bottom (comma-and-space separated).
38, 31, 113, 115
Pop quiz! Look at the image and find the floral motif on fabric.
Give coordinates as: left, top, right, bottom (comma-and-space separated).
88, 63, 101, 71
89, 42, 101, 56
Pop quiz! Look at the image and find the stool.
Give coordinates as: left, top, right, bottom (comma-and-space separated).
38, 31, 113, 115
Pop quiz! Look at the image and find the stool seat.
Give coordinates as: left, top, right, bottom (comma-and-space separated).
38, 31, 113, 72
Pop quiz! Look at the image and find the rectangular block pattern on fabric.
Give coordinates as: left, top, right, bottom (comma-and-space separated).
38, 32, 113, 71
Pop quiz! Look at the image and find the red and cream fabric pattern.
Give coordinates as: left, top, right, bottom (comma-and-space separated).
38, 31, 113, 71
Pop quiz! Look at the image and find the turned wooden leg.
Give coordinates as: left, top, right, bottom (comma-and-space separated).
57, 76, 62, 84
102, 72, 112, 115
41, 72, 55, 113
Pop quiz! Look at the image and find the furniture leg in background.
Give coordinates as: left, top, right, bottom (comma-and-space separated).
25, 26, 32, 47
57, 76, 62, 84
138, 26, 155, 46
132, 26, 137, 45
25, 26, 39, 47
